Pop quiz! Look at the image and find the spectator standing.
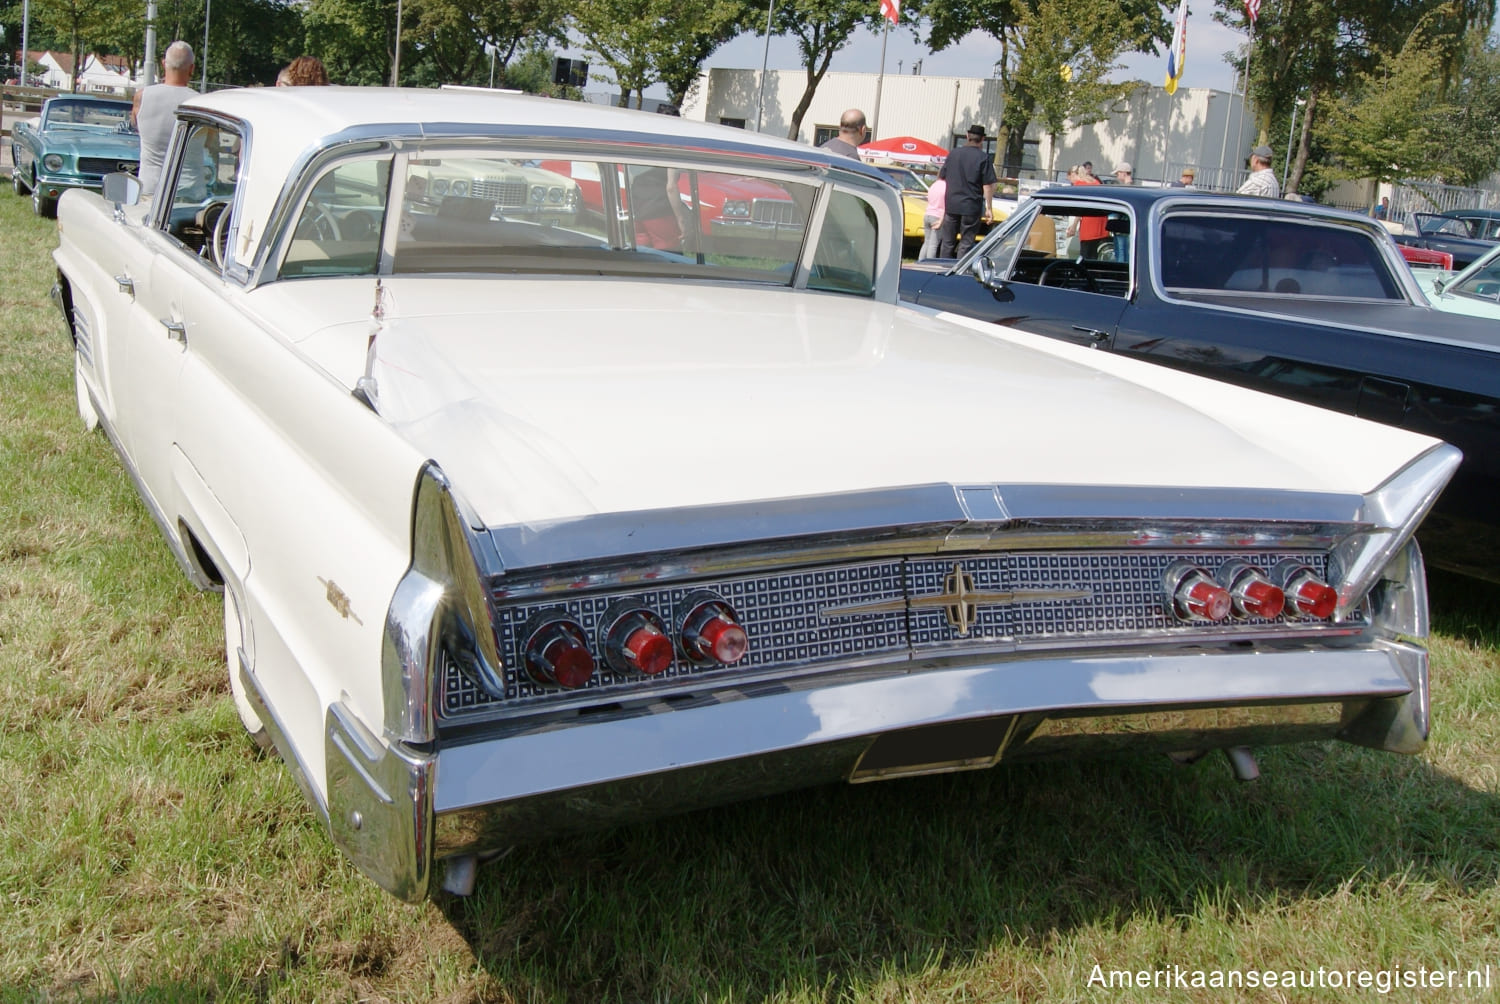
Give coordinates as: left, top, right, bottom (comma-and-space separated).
937, 124, 997, 258
1082, 160, 1098, 181
1112, 162, 1134, 185
1237, 145, 1281, 199
1169, 167, 1196, 188
820, 109, 867, 158
919, 176, 947, 260
137, 41, 197, 197
1373, 196, 1391, 220
1065, 162, 1107, 257
277, 56, 330, 86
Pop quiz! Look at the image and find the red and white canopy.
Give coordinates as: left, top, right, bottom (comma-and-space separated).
857, 135, 948, 166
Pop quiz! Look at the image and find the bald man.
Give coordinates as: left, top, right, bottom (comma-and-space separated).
137, 41, 197, 196
820, 109, 867, 158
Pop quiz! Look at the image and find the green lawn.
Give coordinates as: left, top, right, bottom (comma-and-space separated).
3, 189, 1500, 1002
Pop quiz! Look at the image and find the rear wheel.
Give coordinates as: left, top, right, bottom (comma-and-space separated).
226, 586, 272, 750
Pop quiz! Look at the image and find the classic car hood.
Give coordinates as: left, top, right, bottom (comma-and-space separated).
253, 279, 1440, 530
43, 130, 139, 158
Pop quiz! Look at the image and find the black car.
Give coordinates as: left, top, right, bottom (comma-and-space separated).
900, 186, 1500, 582
1392, 210, 1500, 270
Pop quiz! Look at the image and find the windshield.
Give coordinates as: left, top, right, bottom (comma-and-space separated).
1452, 251, 1500, 301
45, 99, 131, 130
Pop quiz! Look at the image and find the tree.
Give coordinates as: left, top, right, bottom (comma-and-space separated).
916, 0, 1165, 173
1425, 31, 1500, 186
771, 0, 898, 141
303, 0, 399, 85
34, 0, 136, 90
571, 0, 753, 109
403, 0, 566, 87
1007, 0, 1138, 174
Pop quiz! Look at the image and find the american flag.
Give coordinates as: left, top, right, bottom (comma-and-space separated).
881, 0, 900, 24
1246, 0, 1260, 24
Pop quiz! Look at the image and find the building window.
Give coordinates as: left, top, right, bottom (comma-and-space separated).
814, 125, 838, 146
1020, 139, 1040, 171
719, 117, 746, 129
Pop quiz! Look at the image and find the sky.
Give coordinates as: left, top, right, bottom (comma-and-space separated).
574, 12, 1252, 102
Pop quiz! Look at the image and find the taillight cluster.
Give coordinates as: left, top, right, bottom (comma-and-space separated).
518, 592, 749, 690
1164, 559, 1337, 624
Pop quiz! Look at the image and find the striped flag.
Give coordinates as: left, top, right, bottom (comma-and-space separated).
1246, 0, 1260, 23
880, 0, 899, 23
1164, 0, 1188, 94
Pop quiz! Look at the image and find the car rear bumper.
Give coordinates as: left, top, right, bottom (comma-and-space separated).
300, 640, 1426, 901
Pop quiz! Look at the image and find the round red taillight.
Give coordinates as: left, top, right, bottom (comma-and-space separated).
522, 614, 595, 689
678, 593, 750, 666
1273, 562, 1338, 619
1165, 562, 1231, 622
600, 603, 674, 677
1218, 561, 1285, 619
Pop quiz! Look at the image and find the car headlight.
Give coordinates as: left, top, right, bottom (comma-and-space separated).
43, 153, 65, 172
722, 200, 751, 218
530, 185, 546, 203
431, 177, 449, 197
547, 186, 563, 204
451, 180, 468, 197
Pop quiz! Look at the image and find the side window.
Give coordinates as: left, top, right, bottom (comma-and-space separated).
1161, 216, 1401, 300
808, 190, 877, 296
161, 121, 242, 268
977, 207, 1035, 276
992, 205, 1130, 297
282, 158, 391, 278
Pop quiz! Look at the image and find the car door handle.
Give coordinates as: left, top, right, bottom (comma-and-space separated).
115, 274, 134, 297
161, 318, 187, 346
1072, 325, 1111, 344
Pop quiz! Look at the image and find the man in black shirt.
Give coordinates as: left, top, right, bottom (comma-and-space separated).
937, 124, 997, 258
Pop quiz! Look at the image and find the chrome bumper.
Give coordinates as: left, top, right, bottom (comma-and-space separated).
320, 641, 1425, 901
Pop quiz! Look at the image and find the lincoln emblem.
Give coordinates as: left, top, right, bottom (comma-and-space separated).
819, 562, 1091, 636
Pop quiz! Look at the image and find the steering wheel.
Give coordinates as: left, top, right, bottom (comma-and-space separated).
1039, 259, 1099, 292
197, 201, 231, 266
211, 204, 234, 267
295, 202, 342, 242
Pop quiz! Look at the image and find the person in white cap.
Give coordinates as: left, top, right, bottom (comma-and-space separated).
1113, 162, 1134, 184
1238, 145, 1281, 198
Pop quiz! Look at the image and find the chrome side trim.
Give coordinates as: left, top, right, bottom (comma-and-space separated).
236, 648, 326, 819
91, 407, 217, 591
484, 483, 1368, 573
431, 645, 1416, 816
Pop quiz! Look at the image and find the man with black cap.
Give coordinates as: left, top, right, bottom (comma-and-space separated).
937, 124, 998, 258
1237, 145, 1280, 199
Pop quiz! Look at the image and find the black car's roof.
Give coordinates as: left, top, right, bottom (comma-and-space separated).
1444, 208, 1500, 219
1025, 184, 1379, 226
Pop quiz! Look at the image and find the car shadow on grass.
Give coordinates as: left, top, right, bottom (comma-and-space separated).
438, 727, 1500, 1001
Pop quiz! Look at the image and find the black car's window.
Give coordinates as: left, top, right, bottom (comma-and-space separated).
160, 121, 243, 270
1160, 215, 1402, 300
986, 204, 1130, 297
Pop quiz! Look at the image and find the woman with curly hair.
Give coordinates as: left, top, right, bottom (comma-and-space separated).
277, 56, 330, 86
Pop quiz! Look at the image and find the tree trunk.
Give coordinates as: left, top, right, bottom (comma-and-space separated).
786, 49, 834, 142
1286, 85, 1318, 195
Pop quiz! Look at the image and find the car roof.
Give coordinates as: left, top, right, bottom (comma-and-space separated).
178, 86, 896, 273
1026, 184, 1381, 225
1445, 208, 1500, 219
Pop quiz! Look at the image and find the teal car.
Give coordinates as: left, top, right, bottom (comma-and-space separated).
11, 95, 139, 218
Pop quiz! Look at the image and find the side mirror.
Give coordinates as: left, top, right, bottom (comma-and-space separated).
102, 172, 141, 208
973, 256, 1002, 289
1431, 278, 1446, 293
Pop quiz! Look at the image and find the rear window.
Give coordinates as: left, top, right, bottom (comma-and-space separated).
1159, 215, 1401, 300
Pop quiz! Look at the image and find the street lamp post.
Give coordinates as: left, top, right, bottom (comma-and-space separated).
201, 0, 211, 91
755, 0, 775, 132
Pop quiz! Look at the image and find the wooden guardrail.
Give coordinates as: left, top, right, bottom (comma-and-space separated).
1, 85, 65, 145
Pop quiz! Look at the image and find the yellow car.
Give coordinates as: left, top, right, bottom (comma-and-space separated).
870, 163, 931, 241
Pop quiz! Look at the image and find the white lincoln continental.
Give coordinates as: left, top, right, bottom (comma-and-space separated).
51, 87, 1459, 900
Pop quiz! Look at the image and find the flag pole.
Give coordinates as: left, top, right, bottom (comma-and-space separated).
871, 18, 889, 142
755, 0, 775, 132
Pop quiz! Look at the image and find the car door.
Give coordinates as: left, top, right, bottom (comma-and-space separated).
106, 119, 241, 530
907, 199, 1129, 349
1114, 210, 1412, 420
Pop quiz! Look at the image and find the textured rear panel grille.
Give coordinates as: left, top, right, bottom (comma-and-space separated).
442, 549, 1355, 718
72, 308, 93, 368
78, 157, 136, 177
751, 199, 798, 225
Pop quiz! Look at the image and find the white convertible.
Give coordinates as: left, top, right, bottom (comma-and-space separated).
52, 87, 1458, 900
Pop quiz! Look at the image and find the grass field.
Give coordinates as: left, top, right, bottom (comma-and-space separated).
3, 189, 1500, 1003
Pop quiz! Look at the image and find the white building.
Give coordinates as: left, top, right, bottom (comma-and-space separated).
682, 67, 1264, 190
21, 50, 141, 94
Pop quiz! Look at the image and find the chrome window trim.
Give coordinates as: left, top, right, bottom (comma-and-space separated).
952, 195, 1138, 299
151, 108, 254, 286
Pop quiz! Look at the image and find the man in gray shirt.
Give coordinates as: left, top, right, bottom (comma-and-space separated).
819, 109, 867, 158
137, 41, 198, 197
